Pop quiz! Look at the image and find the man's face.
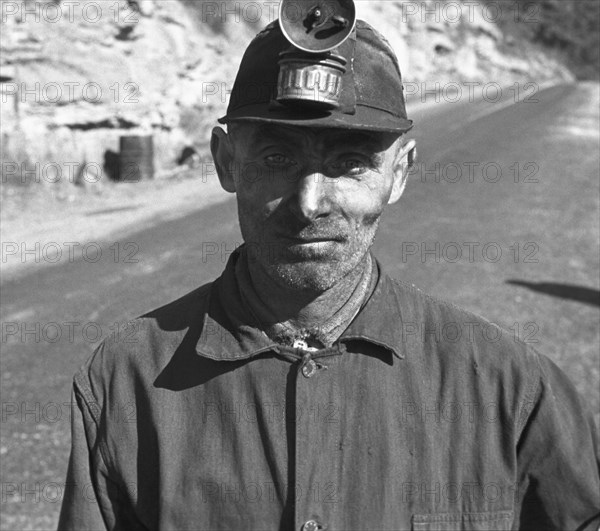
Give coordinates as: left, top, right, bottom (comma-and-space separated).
216, 123, 406, 292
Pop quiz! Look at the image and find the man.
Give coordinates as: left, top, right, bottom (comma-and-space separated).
59, 13, 600, 531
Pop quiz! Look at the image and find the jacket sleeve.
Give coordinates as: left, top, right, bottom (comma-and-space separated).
516, 350, 600, 530
57, 384, 115, 531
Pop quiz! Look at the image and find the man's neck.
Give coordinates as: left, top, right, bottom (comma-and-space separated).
240, 252, 371, 333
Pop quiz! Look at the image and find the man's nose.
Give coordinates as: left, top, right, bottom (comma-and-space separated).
289, 172, 331, 223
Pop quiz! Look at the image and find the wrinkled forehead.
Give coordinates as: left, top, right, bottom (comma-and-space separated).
229, 123, 401, 152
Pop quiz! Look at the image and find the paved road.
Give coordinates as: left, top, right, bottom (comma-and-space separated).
1, 82, 599, 529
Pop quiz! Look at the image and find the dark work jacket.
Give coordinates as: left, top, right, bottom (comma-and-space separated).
58, 251, 600, 531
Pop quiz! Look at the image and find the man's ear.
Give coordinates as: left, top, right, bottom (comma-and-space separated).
388, 139, 417, 205
210, 127, 236, 193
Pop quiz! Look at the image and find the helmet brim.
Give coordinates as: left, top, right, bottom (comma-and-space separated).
218, 103, 413, 134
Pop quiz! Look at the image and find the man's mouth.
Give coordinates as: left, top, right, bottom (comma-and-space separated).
275, 234, 345, 245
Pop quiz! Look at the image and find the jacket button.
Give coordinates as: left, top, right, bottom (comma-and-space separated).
302, 520, 320, 531
302, 359, 318, 378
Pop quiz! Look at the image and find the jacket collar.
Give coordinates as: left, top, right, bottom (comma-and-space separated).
195, 248, 405, 361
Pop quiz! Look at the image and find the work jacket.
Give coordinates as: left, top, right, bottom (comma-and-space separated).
58, 250, 600, 531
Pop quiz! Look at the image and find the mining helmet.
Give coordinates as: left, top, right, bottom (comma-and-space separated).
219, 0, 413, 134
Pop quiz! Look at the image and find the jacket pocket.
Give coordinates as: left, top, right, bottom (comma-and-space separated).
412, 511, 514, 531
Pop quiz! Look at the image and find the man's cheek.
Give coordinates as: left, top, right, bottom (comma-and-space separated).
345, 195, 386, 229
361, 211, 383, 228
237, 202, 273, 238
237, 178, 287, 206
235, 184, 267, 211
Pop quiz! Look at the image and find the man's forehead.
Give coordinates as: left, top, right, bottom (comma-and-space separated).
230, 123, 400, 150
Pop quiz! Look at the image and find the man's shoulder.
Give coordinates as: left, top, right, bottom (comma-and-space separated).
386, 275, 503, 327
75, 282, 214, 396
384, 275, 540, 375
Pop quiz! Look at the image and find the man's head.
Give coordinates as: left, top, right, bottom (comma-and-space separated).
211, 122, 415, 292
210, 14, 416, 293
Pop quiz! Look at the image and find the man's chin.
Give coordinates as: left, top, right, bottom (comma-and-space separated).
264, 261, 345, 293
244, 238, 372, 292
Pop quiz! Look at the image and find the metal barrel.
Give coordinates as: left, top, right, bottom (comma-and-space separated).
119, 135, 154, 181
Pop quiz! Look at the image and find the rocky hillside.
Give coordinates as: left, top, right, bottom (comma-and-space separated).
0, 0, 583, 187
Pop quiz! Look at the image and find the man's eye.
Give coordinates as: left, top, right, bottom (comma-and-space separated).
264, 154, 296, 167
340, 159, 369, 175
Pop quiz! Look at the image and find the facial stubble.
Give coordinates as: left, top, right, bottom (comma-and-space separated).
241, 206, 383, 293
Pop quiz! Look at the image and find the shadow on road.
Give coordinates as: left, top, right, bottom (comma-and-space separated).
507, 280, 600, 308
85, 206, 140, 216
